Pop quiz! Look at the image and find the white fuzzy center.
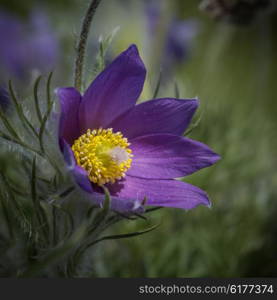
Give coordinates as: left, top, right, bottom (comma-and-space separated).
109, 146, 130, 164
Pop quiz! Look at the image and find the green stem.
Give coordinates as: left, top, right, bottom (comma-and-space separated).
74, 0, 102, 91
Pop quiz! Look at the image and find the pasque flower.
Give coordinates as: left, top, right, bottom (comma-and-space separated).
145, 0, 198, 70
0, 9, 59, 81
58, 45, 220, 213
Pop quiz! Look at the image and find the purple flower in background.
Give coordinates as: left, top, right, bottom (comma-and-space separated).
0, 9, 59, 82
145, 0, 198, 70
165, 19, 198, 66
58, 45, 220, 213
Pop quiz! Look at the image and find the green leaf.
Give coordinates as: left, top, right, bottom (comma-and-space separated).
8, 80, 39, 138
100, 26, 120, 50
58, 186, 75, 199
93, 26, 120, 75
39, 99, 54, 153
184, 112, 202, 136
0, 171, 26, 229
88, 186, 111, 234
19, 220, 89, 277
0, 129, 15, 142
174, 81, 180, 99
0, 189, 14, 239
46, 72, 53, 112
152, 70, 162, 99
0, 129, 41, 156
0, 108, 20, 140
86, 222, 160, 248
145, 206, 163, 214
33, 75, 43, 123
30, 156, 49, 242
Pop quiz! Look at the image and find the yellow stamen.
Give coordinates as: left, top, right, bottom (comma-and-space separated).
71, 128, 133, 185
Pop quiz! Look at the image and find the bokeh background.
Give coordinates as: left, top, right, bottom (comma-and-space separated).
0, 0, 277, 277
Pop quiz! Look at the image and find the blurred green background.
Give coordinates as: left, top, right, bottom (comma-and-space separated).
1, 0, 277, 277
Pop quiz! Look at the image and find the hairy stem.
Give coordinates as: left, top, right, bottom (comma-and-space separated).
74, 0, 102, 91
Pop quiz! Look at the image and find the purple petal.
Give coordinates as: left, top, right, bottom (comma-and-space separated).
69, 168, 144, 213
108, 176, 210, 210
72, 165, 94, 193
60, 139, 75, 170
72, 165, 94, 195
60, 138, 93, 193
57, 87, 82, 145
86, 190, 144, 213
79, 44, 146, 132
110, 98, 198, 139
128, 134, 220, 179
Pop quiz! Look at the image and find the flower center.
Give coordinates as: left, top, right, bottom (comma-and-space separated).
71, 128, 133, 186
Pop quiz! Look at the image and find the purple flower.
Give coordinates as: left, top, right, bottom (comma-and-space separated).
145, 0, 198, 70
165, 19, 198, 66
0, 9, 59, 82
58, 45, 220, 213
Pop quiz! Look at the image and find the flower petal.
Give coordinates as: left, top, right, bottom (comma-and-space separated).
108, 176, 210, 210
72, 166, 94, 194
60, 139, 93, 193
79, 44, 146, 131
110, 98, 198, 139
86, 190, 144, 213
57, 87, 82, 145
68, 171, 144, 213
128, 134, 220, 179
60, 138, 75, 170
